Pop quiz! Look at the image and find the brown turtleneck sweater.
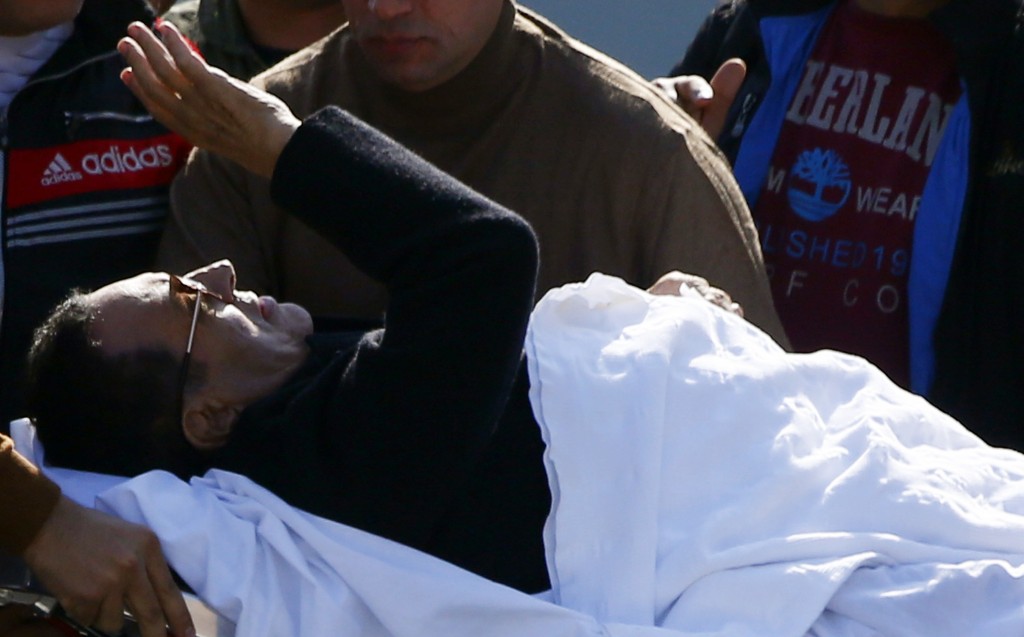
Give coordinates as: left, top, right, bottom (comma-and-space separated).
159, 2, 787, 343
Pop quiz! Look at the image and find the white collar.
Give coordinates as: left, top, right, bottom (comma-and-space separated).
0, 22, 73, 109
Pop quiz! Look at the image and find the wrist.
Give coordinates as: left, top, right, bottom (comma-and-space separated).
22, 495, 71, 564
259, 116, 301, 179
0, 440, 61, 556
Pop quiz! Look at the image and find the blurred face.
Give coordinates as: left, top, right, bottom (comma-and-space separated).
87, 260, 313, 409
343, 0, 504, 92
0, 0, 84, 36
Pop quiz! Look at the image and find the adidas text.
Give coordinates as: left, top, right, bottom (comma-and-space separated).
81, 144, 174, 175
41, 171, 84, 186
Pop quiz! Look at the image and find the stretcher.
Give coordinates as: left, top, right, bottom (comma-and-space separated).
11, 276, 1024, 636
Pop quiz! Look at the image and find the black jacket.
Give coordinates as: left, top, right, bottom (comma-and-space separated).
0, 0, 191, 427
215, 108, 551, 593
673, 0, 1024, 449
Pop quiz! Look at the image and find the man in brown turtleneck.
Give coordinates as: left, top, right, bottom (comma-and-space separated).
158, 0, 788, 344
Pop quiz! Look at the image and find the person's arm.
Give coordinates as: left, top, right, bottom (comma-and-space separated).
267, 109, 538, 545
1, 436, 194, 637
0, 435, 59, 555
120, 21, 538, 548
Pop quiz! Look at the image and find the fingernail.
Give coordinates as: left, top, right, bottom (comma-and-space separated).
692, 85, 713, 101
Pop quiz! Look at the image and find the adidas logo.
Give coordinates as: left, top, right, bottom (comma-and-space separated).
40, 144, 174, 187
41, 153, 84, 186
81, 144, 174, 175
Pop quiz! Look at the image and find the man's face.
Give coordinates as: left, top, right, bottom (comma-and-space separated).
342, 0, 504, 92
87, 260, 313, 409
0, 0, 84, 36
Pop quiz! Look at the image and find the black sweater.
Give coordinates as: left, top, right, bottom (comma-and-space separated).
213, 108, 552, 592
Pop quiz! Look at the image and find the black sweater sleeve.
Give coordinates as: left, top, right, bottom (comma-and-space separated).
257, 107, 539, 549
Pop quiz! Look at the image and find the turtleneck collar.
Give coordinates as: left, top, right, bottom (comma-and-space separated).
349, 1, 531, 140
0, 22, 73, 109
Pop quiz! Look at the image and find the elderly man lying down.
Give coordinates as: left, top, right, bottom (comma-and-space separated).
21, 20, 1024, 637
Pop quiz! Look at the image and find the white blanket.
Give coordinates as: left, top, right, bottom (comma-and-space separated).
15, 273, 1024, 636
531, 274, 1024, 636
13, 424, 652, 637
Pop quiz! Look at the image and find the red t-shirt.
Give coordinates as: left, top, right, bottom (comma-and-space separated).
753, 0, 961, 387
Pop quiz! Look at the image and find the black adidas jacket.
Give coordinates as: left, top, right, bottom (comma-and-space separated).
0, 0, 191, 427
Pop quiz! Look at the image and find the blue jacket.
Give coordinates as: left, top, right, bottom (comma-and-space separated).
674, 0, 1024, 449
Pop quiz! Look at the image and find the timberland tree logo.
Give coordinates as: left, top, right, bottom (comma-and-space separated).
787, 148, 852, 222
41, 153, 84, 186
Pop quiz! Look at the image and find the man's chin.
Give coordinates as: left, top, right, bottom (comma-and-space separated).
280, 302, 315, 338
359, 50, 449, 92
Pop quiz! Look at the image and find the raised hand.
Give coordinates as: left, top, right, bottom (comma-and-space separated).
118, 20, 301, 178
